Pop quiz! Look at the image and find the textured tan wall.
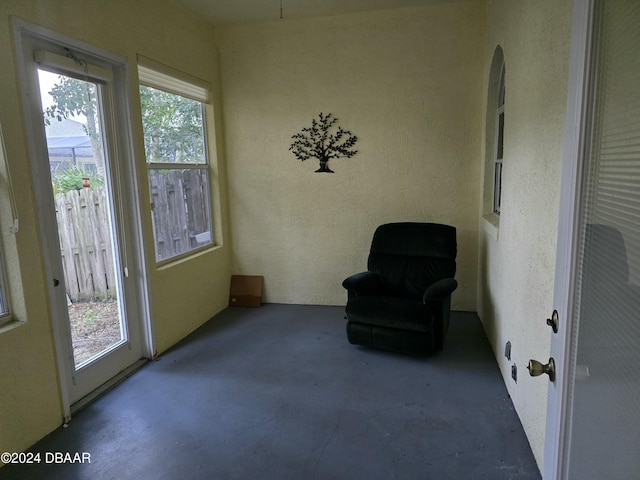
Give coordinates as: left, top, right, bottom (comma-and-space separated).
216, 2, 485, 309
478, 0, 574, 468
0, 0, 579, 467
0, 0, 231, 454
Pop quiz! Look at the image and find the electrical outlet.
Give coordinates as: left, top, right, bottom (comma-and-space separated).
511, 364, 518, 383
504, 341, 511, 360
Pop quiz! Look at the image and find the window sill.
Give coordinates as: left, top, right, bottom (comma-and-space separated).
482, 214, 500, 241
0, 318, 26, 335
156, 243, 223, 270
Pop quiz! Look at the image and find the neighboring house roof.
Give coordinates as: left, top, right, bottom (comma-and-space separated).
47, 135, 92, 149
45, 118, 95, 158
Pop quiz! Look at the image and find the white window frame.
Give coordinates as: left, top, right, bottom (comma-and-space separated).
138, 60, 214, 263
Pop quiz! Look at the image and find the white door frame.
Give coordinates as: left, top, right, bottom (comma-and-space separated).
543, 1, 596, 478
13, 18, 154, 421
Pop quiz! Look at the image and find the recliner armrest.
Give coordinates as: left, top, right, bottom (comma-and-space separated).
423, 278, 458, 303
342, 271, 383, 296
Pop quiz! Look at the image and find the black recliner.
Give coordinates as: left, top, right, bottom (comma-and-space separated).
342, 222, 458, 356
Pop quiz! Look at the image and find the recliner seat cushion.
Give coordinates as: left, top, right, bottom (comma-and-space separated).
369, 254, 454, 299
345, 296, 434, 332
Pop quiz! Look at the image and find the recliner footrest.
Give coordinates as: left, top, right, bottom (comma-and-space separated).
346, 321, 435, 356
345, 296, 434, 332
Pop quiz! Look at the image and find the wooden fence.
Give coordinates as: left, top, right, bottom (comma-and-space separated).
55, 187, 116, 303
149, 169, 211, 261
55, 169, 211, 301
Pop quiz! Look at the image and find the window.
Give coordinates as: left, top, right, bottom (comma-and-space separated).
494, 64, 505, 215
0, 122, 13, 326
483, 46, 506, 227
138, 63, 214, 262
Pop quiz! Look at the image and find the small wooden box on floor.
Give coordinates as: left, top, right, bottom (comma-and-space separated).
229, 275, 264, 307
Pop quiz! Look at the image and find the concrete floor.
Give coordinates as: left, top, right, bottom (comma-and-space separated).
0, 305, 540, 479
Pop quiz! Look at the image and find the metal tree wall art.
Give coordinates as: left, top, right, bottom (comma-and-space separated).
289, 113, 358, 173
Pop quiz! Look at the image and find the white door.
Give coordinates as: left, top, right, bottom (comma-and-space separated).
15, 21, 151, 415
543, 1, 640, 478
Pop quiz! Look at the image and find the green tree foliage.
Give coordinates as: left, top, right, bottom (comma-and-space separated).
52, 166, 105, 194
139, 85, 205, 164
289, 112, 358, 173
43, 76, 97, 128
43, 75, 106, 178
43, 75, 205, 193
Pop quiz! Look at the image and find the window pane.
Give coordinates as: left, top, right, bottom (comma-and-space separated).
140, 73, 214, 262
149, 168, 212, 261
494, 161, 502, 215
0, 274, 7, 320
139, 85, 206, 165
498, 65, 506, 107
496, 111, 505, 160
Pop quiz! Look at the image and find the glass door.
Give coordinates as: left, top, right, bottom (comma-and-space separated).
545, 1, 640, 478
27, 51, 145, 407
38, 69, 127, 370
15, 20, 150, 416
564, 1, 640, 477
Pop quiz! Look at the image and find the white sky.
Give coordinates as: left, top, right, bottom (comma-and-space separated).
37, 69, 59, 110
37, 69, 87, 123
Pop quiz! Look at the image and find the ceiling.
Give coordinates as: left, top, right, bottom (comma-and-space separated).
169, 0, 465, 27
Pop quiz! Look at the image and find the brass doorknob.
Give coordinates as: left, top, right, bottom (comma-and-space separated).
527, 358, 555, 382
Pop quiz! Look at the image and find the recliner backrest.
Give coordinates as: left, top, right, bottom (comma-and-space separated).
367, 223, 457, 299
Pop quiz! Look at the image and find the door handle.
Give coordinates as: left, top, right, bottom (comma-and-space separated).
527, 358, 556, 382
53, 278, 60, 287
